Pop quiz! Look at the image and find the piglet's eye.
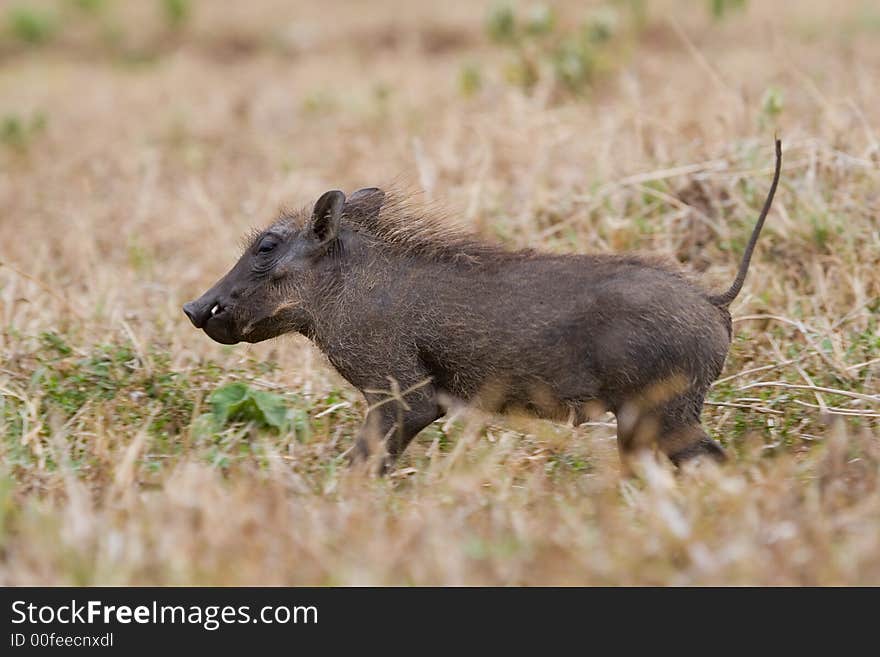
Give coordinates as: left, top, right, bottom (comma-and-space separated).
257, 238, 278, 254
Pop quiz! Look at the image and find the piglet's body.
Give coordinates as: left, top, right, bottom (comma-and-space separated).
184, 141, 781, 472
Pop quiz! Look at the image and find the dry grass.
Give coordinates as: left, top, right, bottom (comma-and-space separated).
1, 0, 878, 585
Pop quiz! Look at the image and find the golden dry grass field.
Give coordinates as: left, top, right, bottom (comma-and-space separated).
0, 0, 878, 585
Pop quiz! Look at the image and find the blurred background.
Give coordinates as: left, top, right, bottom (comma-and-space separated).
0, 1, 878, 585
2, 0, 878, 293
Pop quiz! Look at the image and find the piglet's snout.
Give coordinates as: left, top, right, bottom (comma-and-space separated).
183, 298, 224, 329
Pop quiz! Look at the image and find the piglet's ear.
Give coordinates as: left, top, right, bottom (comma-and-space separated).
310, 190, 346, 242
345, 187, 385, 219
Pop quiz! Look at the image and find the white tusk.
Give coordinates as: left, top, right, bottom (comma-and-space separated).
210, 304, 219, 316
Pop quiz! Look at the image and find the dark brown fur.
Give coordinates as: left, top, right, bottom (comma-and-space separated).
184, 141, 782, 473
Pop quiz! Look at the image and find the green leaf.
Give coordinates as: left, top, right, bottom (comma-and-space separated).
251, 390, 288, 431
208, 382, 290, 432
39, 331, 72, 356
209, 382, 250, 426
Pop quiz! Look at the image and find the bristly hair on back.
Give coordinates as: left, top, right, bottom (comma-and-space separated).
253, 188, 698, 285
345, 189, 523, 263
269, 187, 527, 264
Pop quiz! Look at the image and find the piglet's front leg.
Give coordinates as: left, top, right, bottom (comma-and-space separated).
349, 380, 443, 475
